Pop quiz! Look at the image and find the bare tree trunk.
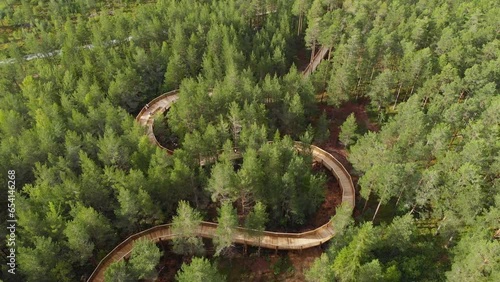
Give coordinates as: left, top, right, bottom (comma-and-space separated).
395, 189, 404, 206
240, 191, 253, 216
369, 67, 375, 83
444, 236, 453, 249
355, 77, 362, 99
373, 188, 387, 221
298, 14, 302, 35
448, 129, 459, 149
435, 216, 446, 236
394, 81, 402, 108
257, 237, 262, 256
457, 90, 465, 102
409, 203, 417, 214
241, 195, 246, 216
310, 43, 316, 63
422, 96, 429, 108
362, 190, 371, 212
409, 84, 416, 96
372, 198, 383, 222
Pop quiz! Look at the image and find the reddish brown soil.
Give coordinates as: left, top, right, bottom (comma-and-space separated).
217, 248, 324, 281
157, 241, 325, 281
300, 163, 342, 231
286, 248, 324, 281
318, 96, 379, 158
156, 243, 184, 282
316, 97, 379, 219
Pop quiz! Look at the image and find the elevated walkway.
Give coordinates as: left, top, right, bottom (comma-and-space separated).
88, 142, 354, 282
89, 44, 341, 282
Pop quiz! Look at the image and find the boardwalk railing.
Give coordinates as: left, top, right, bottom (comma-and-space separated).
135, 89, 180, 154
88, 44, 343, 281
87, 143, 354, 282
135, 89, 180, 123
303, 46, 329, 77
311, 145, 355, 207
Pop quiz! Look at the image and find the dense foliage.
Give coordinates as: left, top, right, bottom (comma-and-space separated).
0, 0, 498, 281
0, 0, 327, 280
175, 257, 226, 282
302, 0, 499, 281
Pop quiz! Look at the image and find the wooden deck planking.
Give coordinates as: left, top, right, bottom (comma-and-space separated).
88, 45, 352, 281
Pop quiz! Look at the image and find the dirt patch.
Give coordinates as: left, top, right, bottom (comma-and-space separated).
218, 247, 323, 282
157, 241, 325, 281
301, 163, 342, 231
286, 248, 324, 281
295, 39, 312, 72
314, 97, 381, 220
156, 242, 184, 282
318, 97, 379, 155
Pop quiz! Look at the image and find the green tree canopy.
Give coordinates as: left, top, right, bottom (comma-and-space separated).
175, 257, 226, 282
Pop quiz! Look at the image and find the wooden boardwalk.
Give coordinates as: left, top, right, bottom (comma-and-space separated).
136, 89, 179, 153
136, 45, 329, 154
303, 46, 329, 77
89, 45, 341, 282
88, 142, 354, 282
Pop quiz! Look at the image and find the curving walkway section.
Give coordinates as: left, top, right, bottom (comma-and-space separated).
136, 89, 180, 154
90, 103, 354, 282
136, 46, 329, 155
89, 45, 346, 282
88, 144, 354, 282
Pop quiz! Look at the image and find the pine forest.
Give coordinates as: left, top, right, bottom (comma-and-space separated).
0, 0, 498, 281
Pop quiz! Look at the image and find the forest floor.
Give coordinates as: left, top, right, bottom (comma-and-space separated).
318, 96, 380, 159
217, 247, 324, 282
318, 97, 379, 218
307, 163, 342, 230
319, 98, 400, 225
157, 242, 324, 282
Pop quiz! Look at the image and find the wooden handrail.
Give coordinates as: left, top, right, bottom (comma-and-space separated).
87, 142, 354, 281
89, 45, 339, 281
303, 46, 329, 77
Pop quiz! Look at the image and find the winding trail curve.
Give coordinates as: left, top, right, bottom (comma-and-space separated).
88, 46, 348, 282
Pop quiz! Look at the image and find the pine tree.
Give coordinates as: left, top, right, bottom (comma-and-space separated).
244, 201, 268, 255
207, 156, 238, 203
171, 201, 205, 256
214, 202, 238, 256
315, 110, 330, 143
176, 257, 226, 282
331, 202, 354, 236
104, 260, 132, 282
305, 253, 335, 282
64, 204, 115, 264
292, 0, 312, 35
129, 239, 162, 280
339, 113, 359, 147
18, 236, 74, 282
